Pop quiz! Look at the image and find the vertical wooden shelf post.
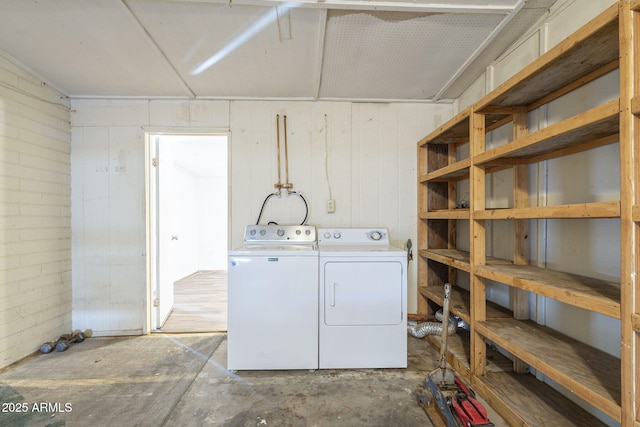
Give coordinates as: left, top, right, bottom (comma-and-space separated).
511, 109, 530, 374
447, 144, 458, 288
620, 1, 639, 426
470, 109, 487, 377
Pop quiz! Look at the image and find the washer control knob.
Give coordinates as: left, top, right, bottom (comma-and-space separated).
324, 232, 331, 239
277, 229, 285, 237
333, 232, 342, 239
305, 229, 311, 235
260, 229, 266, 236
249, 229, 256, 236
369, 231, 382, 241
296, 229, 301, 235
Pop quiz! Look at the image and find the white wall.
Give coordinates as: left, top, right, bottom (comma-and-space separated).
169, 163, 200, 280
457, 0, 619, 424
0, 57, 72, 369
70, 99, 452, 335
198, 175, 228, 271
71, 100, 230, 335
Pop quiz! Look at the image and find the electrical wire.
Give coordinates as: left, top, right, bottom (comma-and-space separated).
296, 191, 309, 225
323, 114, 333, 200
255, 192, 280, 225
254, 190, 309, 226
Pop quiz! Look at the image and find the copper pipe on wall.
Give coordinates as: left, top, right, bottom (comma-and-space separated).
282, 115, 292, 190
274, 114, 282, 191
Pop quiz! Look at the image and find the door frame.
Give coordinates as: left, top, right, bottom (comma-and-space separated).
144, 128, 231, 334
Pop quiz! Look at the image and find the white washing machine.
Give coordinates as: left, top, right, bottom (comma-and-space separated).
227, 225, 318, 370
318, 228, 407, 369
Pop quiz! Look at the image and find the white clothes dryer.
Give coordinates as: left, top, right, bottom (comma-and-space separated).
227, 225, 318, 370
318, 228, 407, 369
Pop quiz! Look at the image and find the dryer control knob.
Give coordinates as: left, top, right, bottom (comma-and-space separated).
260, 229, 266, 235
369, 231, 382, 241
333, 232, 342, 239
324, 232, 331, 239
277, 229, 285, 237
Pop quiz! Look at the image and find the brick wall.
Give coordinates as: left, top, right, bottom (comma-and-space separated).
0, 57, 72, 369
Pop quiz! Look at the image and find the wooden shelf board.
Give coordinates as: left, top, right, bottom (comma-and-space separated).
421, 283, 512, 325
631, 94, 640, 115
472, 371, 609, 427
418, 108, 471, 146
420, 248, 471, 272
425, 332, 471, 380
425, 329, 512, 382
632, 204, 640, 222
474, 100, 619, 166
419, 248, 513, 273
473, 201, 621, 220
475, 262, 620, 319
422, 158, 470, 182
474, 6, 619, 110
420, 209, 470, 220
632, 313, 640, 333
476, 318, 621, 422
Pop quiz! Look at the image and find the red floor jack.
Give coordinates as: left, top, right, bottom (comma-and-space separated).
450, 377, 494, 427
417, 284, 494, 427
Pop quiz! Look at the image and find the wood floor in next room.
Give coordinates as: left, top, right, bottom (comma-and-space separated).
160, 270, 228, 333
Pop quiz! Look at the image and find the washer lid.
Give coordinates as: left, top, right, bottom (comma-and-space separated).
230, 244, 318, 257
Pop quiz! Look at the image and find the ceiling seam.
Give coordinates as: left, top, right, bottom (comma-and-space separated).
433, 0, 525, 101
168, 0, 518, 14
0, 47, 70, 99
313, 9, 328, 101
119, 0, 197, 98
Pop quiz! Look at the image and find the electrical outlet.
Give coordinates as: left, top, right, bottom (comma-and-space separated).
327, 199, 336, 213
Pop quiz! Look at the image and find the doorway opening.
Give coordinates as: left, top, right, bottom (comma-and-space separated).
147, 132, 229, 333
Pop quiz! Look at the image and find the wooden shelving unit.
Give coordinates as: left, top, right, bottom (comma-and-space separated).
417, 2, 638, 425
621, 2, 640, 427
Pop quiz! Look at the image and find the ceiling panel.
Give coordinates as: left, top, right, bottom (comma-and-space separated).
128, 1, 326, 99
0, 0, 189, 97
320, 10, 505, 100
0, 0, 557, 101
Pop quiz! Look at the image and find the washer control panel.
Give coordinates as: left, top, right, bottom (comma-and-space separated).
244, 225, 317, 244
318, 228, 388, 245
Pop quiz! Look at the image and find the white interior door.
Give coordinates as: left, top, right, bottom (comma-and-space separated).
151, 136, 175, 329
148, 132, 229, 331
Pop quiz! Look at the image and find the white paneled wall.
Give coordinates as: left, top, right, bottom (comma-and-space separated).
71, 99, 230, 336
0, 57, 72, 369
71, 99, 452, 335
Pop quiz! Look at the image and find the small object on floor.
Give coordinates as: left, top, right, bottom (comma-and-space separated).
40, 329, 91, 354
40, 341, 57, 354
40, 334, 71, 354
450, 377, 494, 427
56, 331, 86, 352
430, 283, 456, 387
417, 283, 495, 427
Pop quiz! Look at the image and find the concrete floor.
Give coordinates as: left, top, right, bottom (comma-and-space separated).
0, 333, 508, 426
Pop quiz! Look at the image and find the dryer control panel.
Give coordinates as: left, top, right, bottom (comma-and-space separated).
318, 228, 389, 246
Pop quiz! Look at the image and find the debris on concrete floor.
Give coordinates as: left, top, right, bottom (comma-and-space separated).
0, 334, 507, 426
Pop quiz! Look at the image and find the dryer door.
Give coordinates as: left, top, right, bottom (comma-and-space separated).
324, 261, 402, 326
